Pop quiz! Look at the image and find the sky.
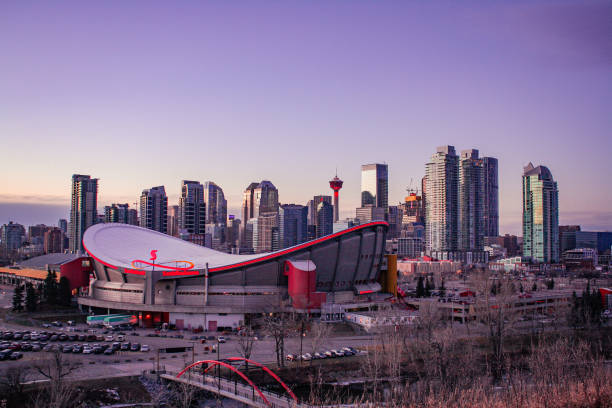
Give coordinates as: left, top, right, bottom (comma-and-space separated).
1, 0, 611, 235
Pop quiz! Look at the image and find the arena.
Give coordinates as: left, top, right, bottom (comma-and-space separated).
78, 221, 390, 330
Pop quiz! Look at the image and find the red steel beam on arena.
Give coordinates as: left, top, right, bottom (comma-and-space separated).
177, 360, 270, 406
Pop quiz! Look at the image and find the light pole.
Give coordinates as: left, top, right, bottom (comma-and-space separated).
217, 338, 221, 392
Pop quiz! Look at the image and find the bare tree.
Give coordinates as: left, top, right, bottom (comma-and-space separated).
235, 324, 256, 373
34, 349, 79, 408
309, 320, 331, 364
263, 310, 293, 367
0, 365, 30, 407
169, 381, 198, 408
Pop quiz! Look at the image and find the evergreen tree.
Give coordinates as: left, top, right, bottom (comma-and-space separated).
58, 276, 72, 307
439, 278, 446, 297
416, 276, 425, 298
531, 282, 538, 292
44, 269, 58, 305
546, 279, 555, 290
25, 282, 38, 312
12, 285, 24, 312
519, 283, 524, 293
424, 277, 432, 297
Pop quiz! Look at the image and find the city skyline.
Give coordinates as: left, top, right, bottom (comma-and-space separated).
1, 1, 611, 235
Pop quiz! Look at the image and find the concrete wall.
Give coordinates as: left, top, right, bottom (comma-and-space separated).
169, 312, 243, 331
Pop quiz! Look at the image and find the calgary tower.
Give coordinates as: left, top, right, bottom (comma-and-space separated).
329, 172, 344, 222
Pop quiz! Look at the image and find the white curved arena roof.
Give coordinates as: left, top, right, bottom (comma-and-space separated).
83, 221, 388, 273
83, 223, 265, 271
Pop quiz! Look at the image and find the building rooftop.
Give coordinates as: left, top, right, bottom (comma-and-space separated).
17, 253, 82, 269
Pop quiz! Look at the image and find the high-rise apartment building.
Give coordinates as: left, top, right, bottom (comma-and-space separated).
69, 174, 98, 253
482, 157, 499, 237
203, 182, 227, 226
139, 186, 168, 234
1, 222, 25, 250
179, 180, 206, 234
458, 149, 484, 251
361, 163, 389, 215
104, 203, 132, 224
58, 219, 68, 235
279, 204, 308, 248
316, 201, 333, 238
425, 146, 459, 253
240, 182, 260, 248
522, 163, 559, 263
44, 227, 65, 254
167, 205, 180, 237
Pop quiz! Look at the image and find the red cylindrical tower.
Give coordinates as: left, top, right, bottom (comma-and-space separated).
329, 174, 343, 223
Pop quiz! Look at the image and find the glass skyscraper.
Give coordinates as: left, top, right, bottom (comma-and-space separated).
360, 163, 388, 215
69, 174, 98, 253
482, 157, 499, 237
522, 163, 559, 263
458, 149, 484, 251
279, 204, 308, 248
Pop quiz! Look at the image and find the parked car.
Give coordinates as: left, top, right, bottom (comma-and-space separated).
72, 345, 83, 353
62, 346, 73, 353
0, 349, 13, 360
105, 335, 114, 342
130, 343, 140, 352
83, 346, 93, 354
301, 353, 312, 361
9, 352, 23, 360
50, 334, 59, 341
217, 336, 226, 343
104, 348, 114, 355
286, 354, 296, 361
314, 352, 325, 359
78, 334, 86, 341
141, 344, 150, 352
121, 342, 130, 351
324, 350, 333, 358
116, 335, 125, 342
111, 342, 121, 351
58, 334, 68, 341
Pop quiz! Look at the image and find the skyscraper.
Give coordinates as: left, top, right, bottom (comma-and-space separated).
139, 186, 168, 234
252, 212, 279, 253
1, 222, 25, 251
254, 181, 279, 216
179, 180, 206, 234
425, 146, 459, 254
104, 203, 131, 224
203, 182, 227, 226
58, 219, 68, 235
44, 228, 64, 254
240, 182, 259, 248
316, 200, 333, 238
361, 163, 389, 215
522, 163, 559, 263
458, 149, 484, 251
279, 204, 308, 248
482, 157, 499, 237
69, 174, 98, 253
167, 205, 180, 237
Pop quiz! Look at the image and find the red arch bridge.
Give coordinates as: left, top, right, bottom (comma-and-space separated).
170, 357, 299, 407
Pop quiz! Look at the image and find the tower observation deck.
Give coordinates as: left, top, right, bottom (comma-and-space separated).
329, 174, 344, 222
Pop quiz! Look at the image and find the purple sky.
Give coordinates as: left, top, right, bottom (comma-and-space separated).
1, 1, 611, 235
